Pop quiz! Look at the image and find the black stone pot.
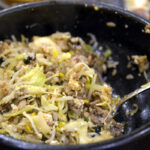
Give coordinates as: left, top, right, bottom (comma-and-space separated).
0, 0, 150, 150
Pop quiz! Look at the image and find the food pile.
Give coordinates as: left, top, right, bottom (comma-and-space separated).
0, 32, 123, 145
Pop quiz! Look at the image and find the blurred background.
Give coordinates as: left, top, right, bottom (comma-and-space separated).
0, 0, 150, 20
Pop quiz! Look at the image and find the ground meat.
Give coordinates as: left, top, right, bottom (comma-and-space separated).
76, 89, 88, 99
90, 105, 123, 137
67, 90, 75, 97
67, 87, 87, 99
68, 100, 84, 116
90, 105, 107, 125
109, 120, 124, 137
44, 64, 58, 74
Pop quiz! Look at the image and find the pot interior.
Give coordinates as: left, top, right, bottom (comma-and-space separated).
0, 1, 150, 149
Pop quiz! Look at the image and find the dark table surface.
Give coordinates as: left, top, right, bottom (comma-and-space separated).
0, 0, 150, 149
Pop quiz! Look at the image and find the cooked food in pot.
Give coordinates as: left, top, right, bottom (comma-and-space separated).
0, 32, 123, 145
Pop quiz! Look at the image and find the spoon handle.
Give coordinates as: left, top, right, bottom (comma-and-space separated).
118, 82, 150, 107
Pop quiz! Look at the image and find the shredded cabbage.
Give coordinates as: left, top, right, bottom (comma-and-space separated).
3, 105, 35, 118
19, 65, 46, 87
32, 112, 51, 135
41, 96, 58, 111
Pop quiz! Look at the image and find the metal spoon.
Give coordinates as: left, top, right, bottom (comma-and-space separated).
117, 82, 150, 108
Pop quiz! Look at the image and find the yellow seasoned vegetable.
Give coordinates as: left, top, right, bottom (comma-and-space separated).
19, 65, 46, 86
3, 105, 35, 118
32, 112, 51, 135
41, 96, 58, 111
